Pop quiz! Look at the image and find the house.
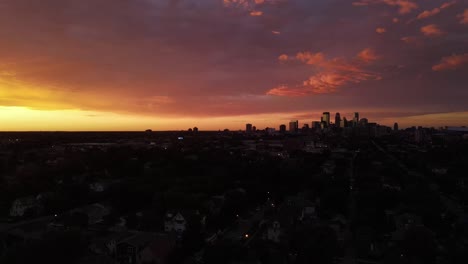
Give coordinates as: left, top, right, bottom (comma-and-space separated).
391, 213, 423, 242
329, 215, 347, 244
117, 233, 175, 264
89, 182, 109, 193
322, 160, 336, 175
140, 235, 176, 264
9, 196, 38, 217
300, 206, 317, 222
76, 203, 111, 225
77, 254, 117, 264
205, 231, 223, 245
164, 212, 186, 233
266, 221, 282, 243
431, 167, 448, 175
203, 195, 225, 216
395, 213, 422, 230
89, 232, 134, 256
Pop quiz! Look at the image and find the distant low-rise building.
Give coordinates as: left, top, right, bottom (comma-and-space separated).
10, 196, 38, 217
116, 233, 175, 264
89, 181, 110, 193
76, 203, 111, 225
266, 221, 282, 243
164, 212, 186, 233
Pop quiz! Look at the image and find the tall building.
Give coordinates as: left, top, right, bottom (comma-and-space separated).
289, 120, 299, 133
322, 112, 330, 126
312, 121, 321, 130
335, 113, 341, 127
343, 117, 348, 128
353, 112, 359, 125
394, 123, 399, 131
279, 124, 286, 133
246, 123, 253, 133
193, 127, 198, 133
252, 126, 257, 132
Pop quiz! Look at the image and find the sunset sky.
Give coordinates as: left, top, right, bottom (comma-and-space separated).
1, 0, 467, 131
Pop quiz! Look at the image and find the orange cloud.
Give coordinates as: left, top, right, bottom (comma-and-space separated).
392, 17, 399, 23
352, 0, 418, 14
268, 49, 381, 96
376, 27, 386, 33
271, 30, 281, 35
296, 52, 326, 65
432, 53, 468, 71
420, 24, 444, 37
250, 10, 263, 16
267, 85, 310, 96
416, 1, 456, 20
458, 9, 468, 24
357, 48, 379, 62
417, 8, 441, 19
278, 54, 289, 61
267, 70, 381, 97
400, 36, 419, 44
440, 1, 457, 9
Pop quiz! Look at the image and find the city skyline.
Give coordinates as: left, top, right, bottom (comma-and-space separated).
0, 0, 467, 131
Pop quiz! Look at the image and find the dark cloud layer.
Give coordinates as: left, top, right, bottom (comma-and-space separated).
0, 0, 467, 125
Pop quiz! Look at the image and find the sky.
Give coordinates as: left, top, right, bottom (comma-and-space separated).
0, 0, 467, 131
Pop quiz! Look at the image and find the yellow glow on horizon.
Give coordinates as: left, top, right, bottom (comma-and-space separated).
1, 106, 467, 131
0, 106, 157, 131
0, 106, 301, 131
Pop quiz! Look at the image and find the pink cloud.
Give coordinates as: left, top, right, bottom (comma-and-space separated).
393, 17, 399, 23
432, 53, 468, 71
420, 24, 444, 37
416, 1, 456, 20
458, 9, 468, 24
376, 27, 386, 33
268, 49, 381, 96
352, 0, 418, 14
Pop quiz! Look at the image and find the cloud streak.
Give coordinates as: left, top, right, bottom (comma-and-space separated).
352, 0, 419, 14
376, 27, 387, 33
416, 1, 457, 20
432, 54, 468, 71
420, 24, 445, 37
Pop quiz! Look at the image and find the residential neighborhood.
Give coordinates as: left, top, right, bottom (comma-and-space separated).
1, 126, 468, 264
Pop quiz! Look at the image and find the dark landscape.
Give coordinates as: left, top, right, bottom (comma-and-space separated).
1, 121, 468, 264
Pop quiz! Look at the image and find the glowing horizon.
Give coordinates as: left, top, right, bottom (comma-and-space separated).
1, 106, 467, 132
